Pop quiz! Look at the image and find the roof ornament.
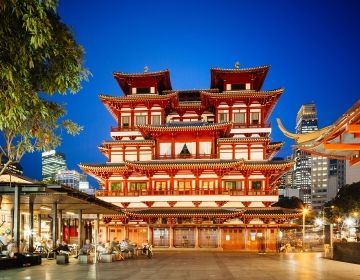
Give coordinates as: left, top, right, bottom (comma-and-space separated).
144, 65, 149, 73
235, 61, 240, 69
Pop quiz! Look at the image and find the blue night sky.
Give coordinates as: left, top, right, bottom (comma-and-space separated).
20, 0, 360, 187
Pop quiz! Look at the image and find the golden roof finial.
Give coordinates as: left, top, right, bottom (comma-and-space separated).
144, 65, 149, 73
235, 61, 240, 69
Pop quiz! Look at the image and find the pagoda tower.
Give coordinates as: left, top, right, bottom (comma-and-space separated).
80, 64, 300, 250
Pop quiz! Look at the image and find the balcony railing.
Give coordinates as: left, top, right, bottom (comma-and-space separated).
156, 154, 218, 160
96, 189, 277, 197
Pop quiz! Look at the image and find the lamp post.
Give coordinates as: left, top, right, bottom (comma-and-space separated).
302, 207, 308, 252
322, 205, 334, 244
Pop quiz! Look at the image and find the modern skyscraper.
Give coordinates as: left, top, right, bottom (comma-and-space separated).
42, 150, 66, 181
294, 104, 319, 205
55, 169, 87, 189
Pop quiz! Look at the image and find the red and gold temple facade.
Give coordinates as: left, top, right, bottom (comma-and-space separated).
80, 65, 301, 250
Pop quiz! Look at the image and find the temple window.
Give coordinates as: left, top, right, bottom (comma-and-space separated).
202, 181, 215, 190
136, 87, 151, 94
177, 181, 192, 190
129, 182, 147, 191
155, 181, 166, 191
224, 181, 243, 190
151, 115, 161, 125
250, 112, 260, 125
135, 115, 146, 125
231, 83, 246, 90
251, 181, 262, 190
233, 112, 246, 124
122, 116, 130, 128
110, 182, 122, 191
219, 112, 228, 123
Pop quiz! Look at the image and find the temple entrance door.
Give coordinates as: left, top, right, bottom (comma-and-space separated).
109, 227, 123, 242
222, 228, 245, 250
247, 228, 265, 251
152, 228, 170, 248
266, 228, 277, 251
198, 228, 218, 248
174, 228, 195, 248
127, 227, 148, 245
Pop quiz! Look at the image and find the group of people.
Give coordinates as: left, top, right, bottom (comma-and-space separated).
1, 232, 151, 260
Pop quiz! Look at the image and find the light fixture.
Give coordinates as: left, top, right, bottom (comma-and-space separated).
66, 211, 75, 215
40, 205, 52, 211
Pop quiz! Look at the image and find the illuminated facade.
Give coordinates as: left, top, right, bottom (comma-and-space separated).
81, 64, 300, 250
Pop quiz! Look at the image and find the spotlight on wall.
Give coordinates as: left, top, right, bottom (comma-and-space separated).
40, 205, 52, 211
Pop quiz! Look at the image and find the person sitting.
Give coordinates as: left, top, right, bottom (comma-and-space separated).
54, 241, 70, 255
74, 239, 93, 258
120, 239, 135, 257
7, 239, 18, 258
141, 240, 150, 254
97, 241, 110, 254
111, 237, 119, 250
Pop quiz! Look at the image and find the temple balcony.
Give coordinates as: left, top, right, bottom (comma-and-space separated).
95, 189, 278, 197
156, 154, 218, 160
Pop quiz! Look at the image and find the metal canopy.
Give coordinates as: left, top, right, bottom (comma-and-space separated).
0, 175, 123, 215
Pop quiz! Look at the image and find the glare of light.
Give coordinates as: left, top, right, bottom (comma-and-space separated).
344, 217, 355, 227
303, 208, 309, 214
279, 231, 283, 238
24, 228, 33, 237
66, 211, 75, 215
315, 218, 324, 227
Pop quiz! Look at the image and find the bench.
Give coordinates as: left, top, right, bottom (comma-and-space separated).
78, 254, 93, 264
56, 254, 69, 264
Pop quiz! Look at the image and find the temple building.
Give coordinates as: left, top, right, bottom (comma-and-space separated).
80, 64, 301, 251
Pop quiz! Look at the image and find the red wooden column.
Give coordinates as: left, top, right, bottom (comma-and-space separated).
217, 175, 222, 194
147, 175, 153, 195
196, 133, 199, 159
136, 145, 140, 161
246, 105, 250, 126
247, 144, 251, 160
228, 103, 233, 122
124, 176, 128, 196
244, 173, 249, 195
232, 144, 235, 160
171, 133, 175, 159
147, 106, 152, 125
130, 107, 135, 129
265, 173, 270, 195
105, 179, 109, 191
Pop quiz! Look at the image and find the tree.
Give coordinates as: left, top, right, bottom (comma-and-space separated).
0, 0, 90, 175
325, 181, 360, 222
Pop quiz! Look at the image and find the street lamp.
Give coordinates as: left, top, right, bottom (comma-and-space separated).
321, 205, 334, 244
302, 207, 308, 252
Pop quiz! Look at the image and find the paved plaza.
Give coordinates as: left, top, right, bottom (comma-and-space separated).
0, 252, 359, 280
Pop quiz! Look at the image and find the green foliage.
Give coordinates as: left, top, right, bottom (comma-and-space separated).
325, 181, 360, 221
0, 0, 90, 175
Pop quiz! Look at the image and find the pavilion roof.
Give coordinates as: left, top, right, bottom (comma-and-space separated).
201, 88, 283, 122
99, 93, 176, 120
113, 69, 172, 95
125, 208, 242, 218
80, 159, 294, 174
243, 207, 301, 218
210, 65, 270, 91
217, 137, 270, 144
137, 121, 232, 138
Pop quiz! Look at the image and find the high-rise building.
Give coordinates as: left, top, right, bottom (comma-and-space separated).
55, 169, 84, 189
293, 104, 319, 205
80, 64, 301, 251
42, 150, 66, 181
